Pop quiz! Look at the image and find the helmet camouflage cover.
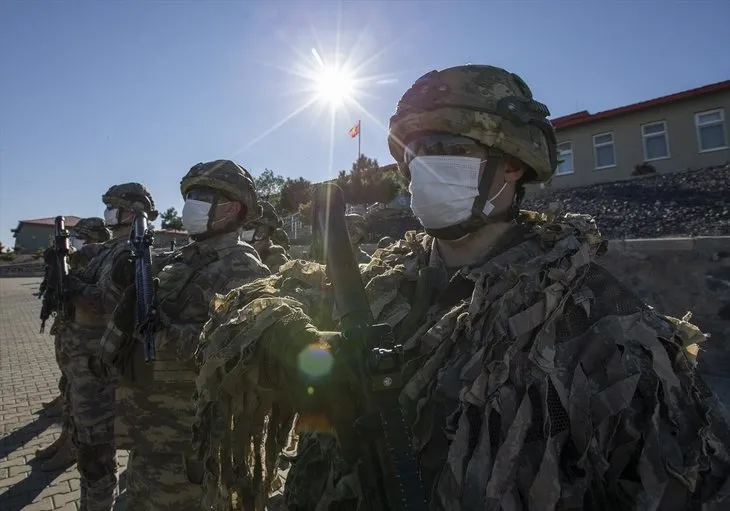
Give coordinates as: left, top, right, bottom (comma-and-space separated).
388, 64, 558, 183
102, 182, 158, 221
345, 213, 368, 244
180, 160, 261, 225
71, 217, 112, 243
252, 201, 282, 230
377, 236, 395, 249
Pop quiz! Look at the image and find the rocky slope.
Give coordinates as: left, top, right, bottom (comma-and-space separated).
522, 164, 730, 239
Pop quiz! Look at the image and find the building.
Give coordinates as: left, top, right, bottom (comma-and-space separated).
153, 228, 190, 250
11, 216, 82, 254
536, 80, 730, 191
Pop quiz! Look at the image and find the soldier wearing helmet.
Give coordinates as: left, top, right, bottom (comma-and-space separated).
35, 183, 158, 509
67, 217, 112, 269
71, 217, 112, 245
34, 217, 112, 473
101, 160, 270, 510
345, 213, 371, 264
191, 66, 730, 510
271, 227, 290, 251
241, 201, 291, 273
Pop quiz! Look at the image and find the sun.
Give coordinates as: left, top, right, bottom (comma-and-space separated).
314, 67, 355, 106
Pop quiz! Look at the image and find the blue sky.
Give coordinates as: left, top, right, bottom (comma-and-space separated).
1, 1, 728, 248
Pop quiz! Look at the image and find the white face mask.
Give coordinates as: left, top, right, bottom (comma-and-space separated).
240, 229, 255, 242
104, 208, 119, 226
182, 199, 212, 235
69, 237, 84, 250
408, 156, 507, 229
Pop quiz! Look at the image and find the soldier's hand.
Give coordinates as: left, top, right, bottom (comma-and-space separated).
111, 256, 135, 289
263, 322, 360, 422
67, 275, 86, 299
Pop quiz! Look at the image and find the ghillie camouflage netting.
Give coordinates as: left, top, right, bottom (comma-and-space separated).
193, 210, 730, 510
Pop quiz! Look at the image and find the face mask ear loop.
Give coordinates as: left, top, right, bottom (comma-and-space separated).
488, 181, 508, 206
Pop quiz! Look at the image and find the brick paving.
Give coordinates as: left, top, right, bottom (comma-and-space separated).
0, 278, 128, 511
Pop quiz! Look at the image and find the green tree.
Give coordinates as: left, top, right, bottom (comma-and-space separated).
279, 177, 313, 214
160, 207, 184, 230
253, 168, 286, 200
336, 154, 400, 206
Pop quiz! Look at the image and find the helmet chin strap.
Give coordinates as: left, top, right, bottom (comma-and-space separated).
424, 154, 517, 241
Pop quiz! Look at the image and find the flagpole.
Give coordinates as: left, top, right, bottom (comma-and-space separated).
357, 119, 361, 163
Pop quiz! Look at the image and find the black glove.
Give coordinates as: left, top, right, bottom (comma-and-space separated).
111, 255, 136, 289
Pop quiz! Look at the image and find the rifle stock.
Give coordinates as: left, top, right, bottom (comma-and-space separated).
129, 212, 157, 362
311, 184, 427, 511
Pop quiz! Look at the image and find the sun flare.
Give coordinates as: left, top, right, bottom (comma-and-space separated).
314, 67, 355, 106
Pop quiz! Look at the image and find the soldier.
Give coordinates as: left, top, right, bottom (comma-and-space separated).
192, 65, 730, 510
345, 213, 371, 263
101, 160, 271, 510
271, 227, 290, 252
64, 185, 157, 510
377, 236, 395, 249
244, 200, 290, 273
34, 217, 112, 472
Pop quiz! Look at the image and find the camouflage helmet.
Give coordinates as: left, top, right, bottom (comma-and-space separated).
388, 65, 558, 183
257, 201, 283, 229
377, 236, 395, 249
70, 217, 112, 243
102, 182, 158, 221
345, 213, 368, 244
180, 160, 260, 224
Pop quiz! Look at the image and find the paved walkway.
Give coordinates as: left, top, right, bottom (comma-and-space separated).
0, 278, 127, 511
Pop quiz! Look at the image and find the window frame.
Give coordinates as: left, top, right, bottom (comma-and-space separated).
555, 140, 574, 176
592, 131, 617, 170
695, 108, 728, 153
641, 120, 670, 162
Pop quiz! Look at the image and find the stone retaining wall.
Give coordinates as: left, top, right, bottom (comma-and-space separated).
598, 236, 730, 376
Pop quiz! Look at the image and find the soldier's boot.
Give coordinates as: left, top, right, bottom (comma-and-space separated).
34, 429, 69, 460
43, 397, 63, 417
42, 394, 62, 409
40, 436, 77, 472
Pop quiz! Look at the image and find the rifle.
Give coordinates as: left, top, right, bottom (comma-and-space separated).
311, 184, 428, 511
39, 217, 73, 333
129, 211, 158, 362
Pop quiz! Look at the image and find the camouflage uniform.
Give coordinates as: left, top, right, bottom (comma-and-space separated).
271, 227, 290, 251
36, 218, 111, 472
101, 160, 270, 510
193, 66, 730, 510
69, 186, 157, 511
247, 201, 290, 273
345, 213, 371, 264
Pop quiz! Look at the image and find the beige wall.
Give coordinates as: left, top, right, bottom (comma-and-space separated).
531, 90, 730, 192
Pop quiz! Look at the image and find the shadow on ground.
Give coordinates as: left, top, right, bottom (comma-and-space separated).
0, 409, 58, 462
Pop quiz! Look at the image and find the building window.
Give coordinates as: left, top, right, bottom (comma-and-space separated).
695, 109, 727, 152
593, 132, 616, 169
556, 141, 574, 175
641, 121, 670, 161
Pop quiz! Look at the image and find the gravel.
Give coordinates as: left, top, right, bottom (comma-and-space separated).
522, 164, 730, 239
